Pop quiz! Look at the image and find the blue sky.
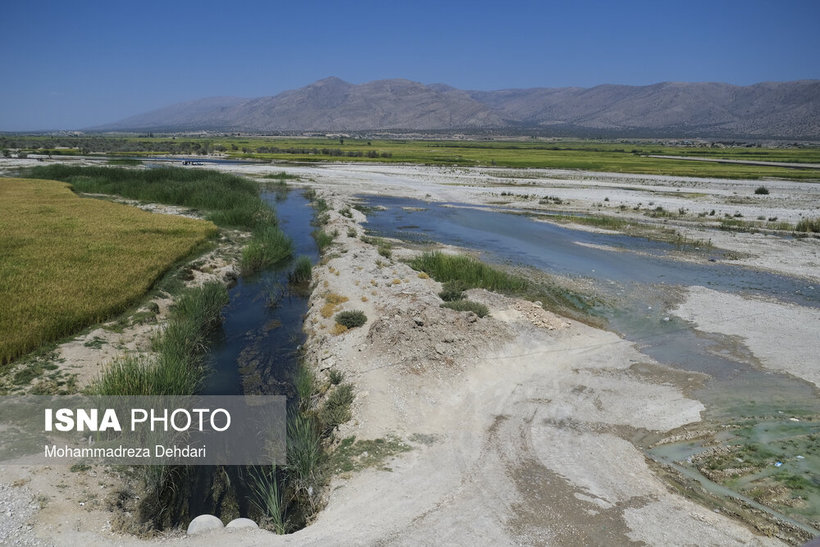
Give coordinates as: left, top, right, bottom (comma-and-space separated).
1, 0, 818, 130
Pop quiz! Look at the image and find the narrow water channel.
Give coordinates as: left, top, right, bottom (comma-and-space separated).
189, 188, 317, 519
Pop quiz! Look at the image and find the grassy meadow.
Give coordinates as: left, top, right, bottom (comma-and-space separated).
25, 165, 294, 276
25, 165, 275, 230
0, 177, 217, 364
5, 135, 820, 180
215, 138, 820, 180
409, 251, 596, 324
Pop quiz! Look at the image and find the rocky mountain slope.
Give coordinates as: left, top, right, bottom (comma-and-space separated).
95, 77, 820, 138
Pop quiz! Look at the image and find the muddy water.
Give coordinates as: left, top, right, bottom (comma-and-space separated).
360, 195, 820, 530
190, 188, 317, 519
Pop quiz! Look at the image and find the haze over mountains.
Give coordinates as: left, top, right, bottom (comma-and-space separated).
95, 77, 820, 138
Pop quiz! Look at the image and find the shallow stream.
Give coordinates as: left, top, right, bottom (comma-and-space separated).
359, 195, 820, 531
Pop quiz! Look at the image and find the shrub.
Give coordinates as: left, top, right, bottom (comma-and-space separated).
241, 225, 293, 275
441, 300, 489, 318
335, 310, 367, 329
286, 412, 322, 488
410, 252, 594, 324
314, 198, 330, 214
438, 280, 467, 302
795, 217, 820, 233
410, 252, 528, 293
328, 368, 345, 385
313, 229, 334, 252
249, 466, 287, 534
318, 383, 354, 432
754, 186, 770, 195
288, 256, 313, 285
294, 364, 314, 410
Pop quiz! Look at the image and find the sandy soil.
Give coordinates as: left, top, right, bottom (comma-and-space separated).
1, 158, 817, 545
672, 286, 820, 388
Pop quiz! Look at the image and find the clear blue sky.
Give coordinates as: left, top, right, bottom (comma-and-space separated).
1, 0, 818, 131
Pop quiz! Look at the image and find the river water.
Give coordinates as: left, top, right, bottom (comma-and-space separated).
190, 188, 317, 518
359, 195, 820, 530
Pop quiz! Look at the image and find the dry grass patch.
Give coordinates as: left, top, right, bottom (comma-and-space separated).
320, 292, 349, 318
0, 178, 216, 364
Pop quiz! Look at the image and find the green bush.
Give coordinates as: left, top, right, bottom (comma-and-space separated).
241, 226, 293, 275
410, 252, 528, 293
294, 364, 314, 412
410, 251, 594, 324
438, 280, 467, 302
335, 310, 367, 329
328, 368, 345, 385
318, 383, 354, 432
313, 229, 334, 252
754, 186, 770, 195
441, 300, 489, 318
288, 256, 313, 285
795, 217, 820, 233
249, 466, 287, 535
314, 198, 330, 214
377, 244, 392, 259
287, 412, 322, 488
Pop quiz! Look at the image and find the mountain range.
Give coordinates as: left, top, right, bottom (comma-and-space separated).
94, 77, 820, 138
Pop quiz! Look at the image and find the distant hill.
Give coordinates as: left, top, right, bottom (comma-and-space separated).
93, 77, 820, 138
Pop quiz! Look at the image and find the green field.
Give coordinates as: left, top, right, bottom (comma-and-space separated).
3, 135, 820, 180
0, 177, 217, 364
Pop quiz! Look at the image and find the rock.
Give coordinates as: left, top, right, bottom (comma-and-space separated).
224, 269, 239, 287
413, 316, 424, 327
187, 514, 224, 535
226, 518, 258, 530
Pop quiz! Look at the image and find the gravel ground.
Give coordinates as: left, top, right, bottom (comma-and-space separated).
0, 483, 49, 546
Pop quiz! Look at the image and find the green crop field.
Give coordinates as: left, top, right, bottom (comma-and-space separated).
0, 177, 217, 364
3, 135, 820, 180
